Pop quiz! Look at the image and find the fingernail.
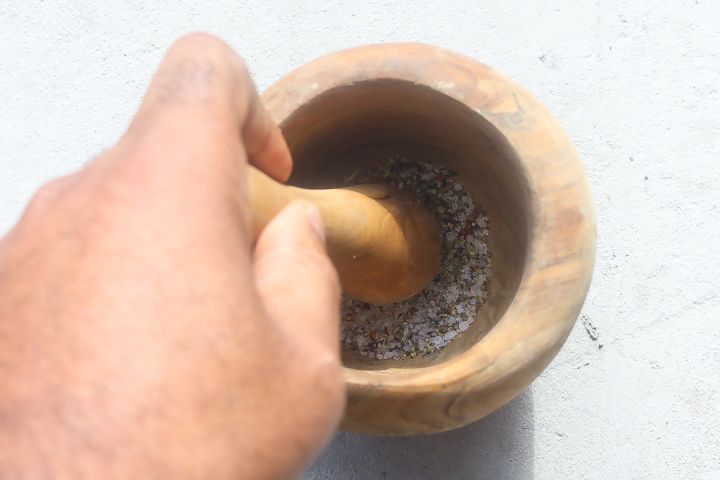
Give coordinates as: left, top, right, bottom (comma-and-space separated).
304, 202, 326, 243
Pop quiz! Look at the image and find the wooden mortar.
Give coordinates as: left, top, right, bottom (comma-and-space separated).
261, 43, 596, 435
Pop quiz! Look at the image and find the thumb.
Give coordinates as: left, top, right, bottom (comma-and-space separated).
252, 201, 341, 351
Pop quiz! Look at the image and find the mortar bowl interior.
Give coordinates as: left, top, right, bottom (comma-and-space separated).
282, 79, 531, 370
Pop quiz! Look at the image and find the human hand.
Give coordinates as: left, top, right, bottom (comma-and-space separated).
0, 33, 343, 479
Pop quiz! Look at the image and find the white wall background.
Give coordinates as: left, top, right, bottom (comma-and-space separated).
1, 1, 719, 478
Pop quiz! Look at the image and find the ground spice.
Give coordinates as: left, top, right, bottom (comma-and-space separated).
341, 157, 492, 360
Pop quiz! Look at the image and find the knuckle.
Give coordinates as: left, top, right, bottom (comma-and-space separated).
170, 32, 231, 57
270, 244, 340, 293
169, 33, 248, 78
26, 175, 76, 215
32, 179, 63, 205
158, 33, 250, 107
12, 174, 84, 239
309, 247, 341, 285
320, 257, 342, 299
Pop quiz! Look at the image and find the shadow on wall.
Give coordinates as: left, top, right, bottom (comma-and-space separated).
304, 389, 535, 480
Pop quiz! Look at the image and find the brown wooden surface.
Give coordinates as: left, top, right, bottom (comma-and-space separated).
261, 43, 596, 435
248, 166, 441, 304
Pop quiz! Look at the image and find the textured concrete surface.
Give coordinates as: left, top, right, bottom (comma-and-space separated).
1, 1, 719, 478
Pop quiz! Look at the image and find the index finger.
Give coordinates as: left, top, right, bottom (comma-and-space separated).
120, 33, 292, 183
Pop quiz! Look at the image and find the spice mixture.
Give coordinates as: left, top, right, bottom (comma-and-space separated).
341, 157, 491, 360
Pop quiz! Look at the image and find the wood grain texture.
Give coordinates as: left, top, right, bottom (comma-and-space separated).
248, 166, 442, 304
261, 43, 596, 435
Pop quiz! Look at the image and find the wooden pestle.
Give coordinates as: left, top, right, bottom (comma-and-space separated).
248, 167, 442, 304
